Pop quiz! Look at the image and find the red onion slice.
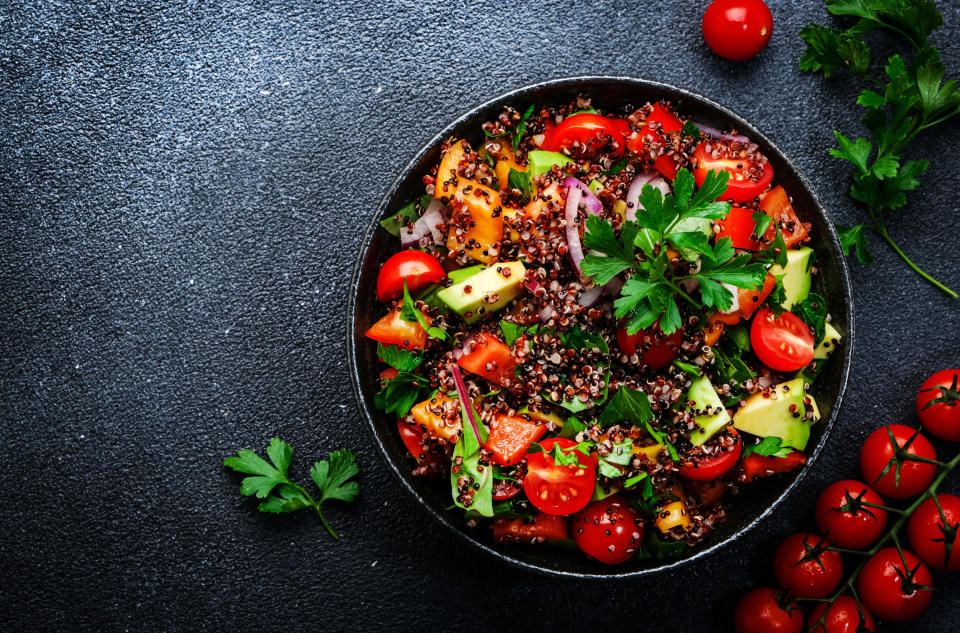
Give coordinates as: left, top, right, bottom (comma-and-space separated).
692, 121, 750, 144
449, 364, 483, 444
539, 304, 557, 323
564, 184, 585, 274
564, 176, 603, 216
578, 285, 604, 307
625, 173, 670, 222
719, 282, 740, 315
603, 277, 624, 296
451, 333, 476, 360
400, 199, 448, 247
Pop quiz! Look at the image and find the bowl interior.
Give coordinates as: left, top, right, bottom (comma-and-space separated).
348, 77, 853, 578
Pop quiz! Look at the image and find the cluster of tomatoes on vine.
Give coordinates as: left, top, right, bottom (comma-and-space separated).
735, 369, 960, 633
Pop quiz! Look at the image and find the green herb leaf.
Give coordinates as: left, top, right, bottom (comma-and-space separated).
742, 436, 792, 458
837, 223, 875, 265
792, 292, 829, 345
376, 343, 423, 372
401, 280, 447, 341
507, 168, 533, 201
597, 386, 653, 427
513, 103, 535, 153
681, 120, 702, 138
374, 372, 429, 416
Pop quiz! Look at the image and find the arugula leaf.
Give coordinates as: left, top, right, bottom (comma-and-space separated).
507, 168, 533, 201
624, 472, 648, 488
597, 438, 634, 478
451, 431, 493, 517
379, 196, 429, 236
742, 436, 792, 458
527, 440, 593, 469
751, 210, 773, 241
513, 103, 535, 153
376, 342, 422, 372
557, 414, 587, 440
401, 280, 447, 341
224, 439, 360, 539
793, 292, 829, 345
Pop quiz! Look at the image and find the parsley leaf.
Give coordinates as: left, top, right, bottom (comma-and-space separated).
752, 210, 773, 241
598, 386, 654, 427
500, 319, 537, 346
513, 103, 535, 153
376, 342, 422, 372
742, 436, 792, 458
224, 439, 360, 539
792, 292, 829, 345
374, 372, 429, 416
837, 223, 875, 265
507, 168, 533, 201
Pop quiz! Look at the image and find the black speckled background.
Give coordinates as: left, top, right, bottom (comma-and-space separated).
1, 1, 958, 631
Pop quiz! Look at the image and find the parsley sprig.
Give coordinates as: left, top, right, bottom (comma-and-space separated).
581, 168, 768, 335
224, 438, 360, 539
800, 0, 959, 298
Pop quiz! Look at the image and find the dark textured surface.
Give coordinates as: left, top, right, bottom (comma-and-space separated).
1, 1, 958, 631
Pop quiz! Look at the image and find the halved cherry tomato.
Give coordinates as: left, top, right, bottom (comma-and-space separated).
376, 250, 447, 302
541, 113, 625, 157
572, 496, 643, 564
625, 104, 684, 179
716, 206, 766, 250
679, 430, 742, 481
484, 414, 546, 466
397, 419, 427, 462
456, 333, 516, 386
524, 437, 597, 515
493, 512, 568, 543
492, 475, 523, 501
738, 272, 776, 320
739, 450, 806, 483
364, 303, 428, 351
693, 141, 774, 203
758, 186, 809, 248
750, 307, 815, 372
616, 321, 683, 369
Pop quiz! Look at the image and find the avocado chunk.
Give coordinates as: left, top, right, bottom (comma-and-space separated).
437, 261, 526, 324
770, 247, 813, 309
527, 150, 573, 178
813, 321, 842, 361
733, 378, 821, 450
687, 376, 732, 446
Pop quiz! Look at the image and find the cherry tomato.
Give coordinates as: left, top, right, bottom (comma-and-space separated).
759, 186, 809, 248
702, 0, 774, 61
365, 303, 428, 350
572, 496, 644, 564
772, 533, 842, 599
737, 272, 776, 320
739, 450, 805, 483
616, 321, 683, 369
859, 425, 937, 499
908, 494, 960, 570
806, 596, 876, 633
814, 480, 887, 549
397, 419, 427, 462
376, 250, 447, 302
734, 588, 803, 633
916, 368, 960, 441
523, 437, 597, 516
541, 113, 625, 157
493, 512, 567, 543
857, 548, 933, 622
625, 104, 684, 179
750, 307, 815, 372
484, 414, 546, 466
644, 102, 683, 134
492, 475, 523, 501
693, 140, 774, 203
678, 429, 742, 481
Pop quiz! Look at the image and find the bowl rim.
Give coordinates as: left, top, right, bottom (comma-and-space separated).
346, 75, 854, 579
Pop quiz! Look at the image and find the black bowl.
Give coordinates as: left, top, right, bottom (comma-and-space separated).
347, 76, 854, 578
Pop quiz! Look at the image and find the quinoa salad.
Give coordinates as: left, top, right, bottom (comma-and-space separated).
365, 94, 842, 565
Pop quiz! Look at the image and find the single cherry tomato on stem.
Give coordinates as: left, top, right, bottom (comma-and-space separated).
693, 140, 774, 203
806, 595, 876, 633
376, 249, 447, 302
523, 437, 598, 515
616, 321, 683, 369
814, 480, 887, 549
678, 429, 742, 481
750, 307, 815, 372
908, 493, 960, 570
571, 495, 644, 564
772, 532, 843, 599
859, 425, 937, 499
857, 547, 933, 622
734, 588, 803, 633
541, 113, 625, 158
702, 0, 774, 61
916, 368, 960, 441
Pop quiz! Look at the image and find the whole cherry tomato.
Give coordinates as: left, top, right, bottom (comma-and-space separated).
523, 437, 597, 515
814, 480, 887, 549
907, 493, 960, 570
916, 368, 960, 441
734, 588, 803, 633
702, 0, 774, 61
750, 307, 815, 372
857, 548, 933, 622
678, 429, 742, 481
376, 250, 447, 302
772, 533, 842, 599
571, 495, 644, 564
806, 596, 876, 633
859, 425, 937, 499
